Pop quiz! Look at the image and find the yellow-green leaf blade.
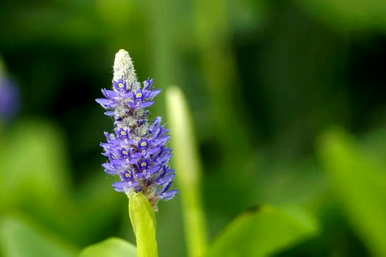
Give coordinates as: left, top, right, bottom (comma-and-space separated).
319, 129, 386, 257
79, 238, 136, 257
166, 86, 208, 257
0, 215, 78, 257
206, 206, 318, 257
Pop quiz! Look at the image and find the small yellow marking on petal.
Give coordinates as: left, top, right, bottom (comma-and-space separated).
118, 83, 125, 88
136, 92, 143, 98
141, 162, 147, 167
122, 150, 128, 155
125, 173, 130, 177
140, 141, 147, 147
120, 130, 127, 135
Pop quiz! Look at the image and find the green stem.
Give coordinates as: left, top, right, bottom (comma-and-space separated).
128, 192, 158, 257
166, 87, 208, 257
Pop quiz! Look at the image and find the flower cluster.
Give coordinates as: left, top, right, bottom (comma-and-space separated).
96, 49, 176, 208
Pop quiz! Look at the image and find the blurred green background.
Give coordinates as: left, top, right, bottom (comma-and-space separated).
1, 0, 386, 257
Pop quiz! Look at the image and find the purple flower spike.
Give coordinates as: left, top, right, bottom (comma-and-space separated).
96, 49, 177, 209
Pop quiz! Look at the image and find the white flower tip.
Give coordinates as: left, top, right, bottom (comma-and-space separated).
113, 49, 137, 84
115, 49, 130, 62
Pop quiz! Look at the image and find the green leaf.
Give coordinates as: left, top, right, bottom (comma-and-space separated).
166, 86, 208, 257
319, 129, 386, 257
0, 215, 78, 257
128, 192, 158, 257
79, 238, 136, 257
0, 120, 82, 242
206, 206, 318, 257
0, 120, 71, 210
0, 120, 124, 244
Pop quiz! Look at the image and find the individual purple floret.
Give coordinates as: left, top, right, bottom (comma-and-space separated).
0, 77, 19, 120
96, 49, 176, 208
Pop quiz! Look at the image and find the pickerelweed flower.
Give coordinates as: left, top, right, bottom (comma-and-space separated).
96, 49, 176, 208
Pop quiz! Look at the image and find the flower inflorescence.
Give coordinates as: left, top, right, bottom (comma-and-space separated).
96, 49, 176, 208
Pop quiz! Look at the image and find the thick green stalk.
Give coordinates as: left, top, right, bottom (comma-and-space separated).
166, 87, 208, 257
128, 192, 158, 257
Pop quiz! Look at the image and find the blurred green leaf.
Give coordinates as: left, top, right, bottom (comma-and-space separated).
0, 215, 77, 257
79, 238, 136, 257
0, 120, 122, 244
0, 120, 71, 210
206, 205, 318, 257
0, 120, 79, 241
319, 129, 386, 257
166, 86, 208, 257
